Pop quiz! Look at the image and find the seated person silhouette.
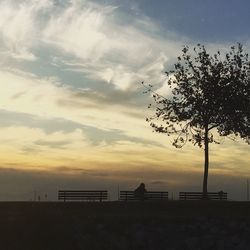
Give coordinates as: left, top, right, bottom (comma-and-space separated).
218, 190, 224, 200
134, 183, 147, 200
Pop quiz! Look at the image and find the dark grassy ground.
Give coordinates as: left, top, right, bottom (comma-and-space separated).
1, 201, 250, 250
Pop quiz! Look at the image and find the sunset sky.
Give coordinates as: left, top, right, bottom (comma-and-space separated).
0, 0, 249, 200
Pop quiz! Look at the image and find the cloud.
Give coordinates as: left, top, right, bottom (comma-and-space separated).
60, 87, 146, 109
34, 139, 71, 149
41, 0, 185, 91
0, 0, 53, 61
0, 0, 185, 124
44, 1, 114, 60
0, 108, 161, 150
0, 69, 167, 145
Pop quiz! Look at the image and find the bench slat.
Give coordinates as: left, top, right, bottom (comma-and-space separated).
59, 190, 107, 193
119, 190, 168, 201
58, 190, 108, 202
58, 194, 108, 196
179, 192, 227, 200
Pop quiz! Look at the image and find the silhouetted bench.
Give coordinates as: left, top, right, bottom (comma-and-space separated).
179, 192, 227, 200
119, 191, 168, 201
58, 190, 108, 202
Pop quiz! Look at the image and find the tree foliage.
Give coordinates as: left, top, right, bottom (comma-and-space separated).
144, 43, 250, 149
143, 43, 250, 194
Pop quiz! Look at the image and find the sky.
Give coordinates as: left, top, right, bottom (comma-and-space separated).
0, 0, 249, 201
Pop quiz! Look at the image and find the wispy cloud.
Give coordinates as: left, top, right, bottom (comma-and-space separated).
41, 0, 185, 90
0, 0, 53, 61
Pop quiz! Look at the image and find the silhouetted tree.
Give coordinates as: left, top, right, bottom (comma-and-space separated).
143, 43, 250, 196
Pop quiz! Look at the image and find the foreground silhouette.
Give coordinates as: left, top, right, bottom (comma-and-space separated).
134, 183, 147, 200
1, 201, 250, 249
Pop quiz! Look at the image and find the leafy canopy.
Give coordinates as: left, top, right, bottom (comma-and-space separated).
144, 43, 250, 148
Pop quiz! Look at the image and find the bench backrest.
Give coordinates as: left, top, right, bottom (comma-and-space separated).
179, 192, 227, 200
58, 190, 108, 202
120, 191, 168, 201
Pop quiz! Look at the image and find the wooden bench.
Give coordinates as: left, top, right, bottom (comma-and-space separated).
119, 191, 168, 201
179, 192, 227, 200
58, 190, 108, 202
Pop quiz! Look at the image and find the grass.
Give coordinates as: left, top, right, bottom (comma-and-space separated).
1, 201, 250, 249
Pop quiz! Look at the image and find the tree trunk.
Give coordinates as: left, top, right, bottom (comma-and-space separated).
202, 127, 209, 198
